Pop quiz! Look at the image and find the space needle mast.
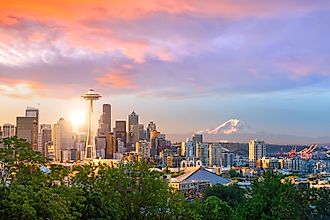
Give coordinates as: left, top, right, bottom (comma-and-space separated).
82, 89, 101, 160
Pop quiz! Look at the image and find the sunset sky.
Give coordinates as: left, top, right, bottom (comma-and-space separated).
1, 1, 330, 144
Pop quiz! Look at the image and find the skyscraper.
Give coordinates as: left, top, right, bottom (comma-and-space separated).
98, 104, 111, 135
105, 132, 116, 159
16, 107, 39, 151
146, 121, 156, 141
114, 120, 126, 151
249, 140, 266, 167
128, 111, 139, 149
40, 124, 52, 157
53, 118, 73, 162
138, 124, 145, 140
96, 104, 111, 159
2, 123, 15, 138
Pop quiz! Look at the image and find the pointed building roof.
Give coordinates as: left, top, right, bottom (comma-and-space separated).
171, 167, 231, 186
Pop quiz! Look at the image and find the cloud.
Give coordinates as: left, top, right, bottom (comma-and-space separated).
0, 78, 41, 98
1, 1, 330, 99
198, 119, 255, 135
96, 72, 137, 89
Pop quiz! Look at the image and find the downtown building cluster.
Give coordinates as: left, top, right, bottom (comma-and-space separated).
0, 105, 172, 164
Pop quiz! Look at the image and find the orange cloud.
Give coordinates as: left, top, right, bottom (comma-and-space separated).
96, 72, 137, 89
0, 77, 44, 98
0, 0, 318, 24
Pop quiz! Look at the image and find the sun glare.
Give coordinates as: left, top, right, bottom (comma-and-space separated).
70, 110, 86, 131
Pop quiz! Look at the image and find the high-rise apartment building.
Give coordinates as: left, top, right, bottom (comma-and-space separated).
16, 107, 39, 151
53, 118, 73, 162
2, 123, 15, 138
182, 139, 197, 160
196, 142, 209, 165
249, 140, 266, 167
222, 152, 234, 167
136, 140, 150, 160
128, 111, 139, 149
209, 143, 222, 167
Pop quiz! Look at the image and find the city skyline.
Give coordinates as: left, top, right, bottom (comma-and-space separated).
1, 1, 330, 144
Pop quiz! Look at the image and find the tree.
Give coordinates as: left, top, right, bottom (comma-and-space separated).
203, 196, 234, 220
237, 171, 309, 220
72, 161, 187, 219
0, 137, 84, 220
204, 184, 246, 208
308, 188, 330, 219
0, 137, 44, 185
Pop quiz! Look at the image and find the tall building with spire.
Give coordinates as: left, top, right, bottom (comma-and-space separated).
82, 89, 101, 160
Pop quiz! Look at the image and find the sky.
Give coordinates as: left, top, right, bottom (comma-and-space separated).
0, 0, 330, 144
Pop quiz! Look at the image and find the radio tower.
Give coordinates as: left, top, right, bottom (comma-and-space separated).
82, 89, 101, 160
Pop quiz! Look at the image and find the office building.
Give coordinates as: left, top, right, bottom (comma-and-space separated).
53, 118, 73, 162
105, 132, 116, 159
192, 134, 203, 143
128, 111, 139, 149
98, 104, 111, 135
16, 108, 39, 151
146, 121, 156, 141
249, 140, 266, 167
95, 136, 106, 158
114, 120, 126, 151
40, 124, 52, 157
138, 124, 145, 140
2, 123, 15, 138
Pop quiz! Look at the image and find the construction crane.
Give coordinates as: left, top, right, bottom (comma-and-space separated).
287, 146, 297, 159
299, 144, 317, 160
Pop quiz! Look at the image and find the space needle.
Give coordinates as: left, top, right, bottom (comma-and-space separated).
82, 89, 101, 160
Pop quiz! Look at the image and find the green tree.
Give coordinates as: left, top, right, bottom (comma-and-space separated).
203, 196, 234, 220
0, 137, 44, 185
308, 188, 330, 219
204, 184, 246, 208
0, 137, 85, 220
237, 171, 308, 220
72, 161, 187, 219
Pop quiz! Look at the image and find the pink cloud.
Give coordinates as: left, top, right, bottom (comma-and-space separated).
96, 72, 137, 89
